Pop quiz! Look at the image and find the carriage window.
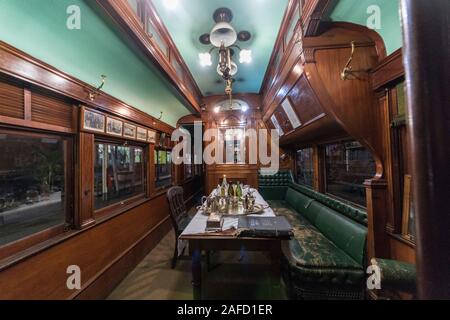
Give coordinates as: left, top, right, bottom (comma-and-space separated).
296, 148, 314, 188
155, 149, 172, 189
325, 141, 376, 207
0, 131, 72, 247
94, 141, 146, 210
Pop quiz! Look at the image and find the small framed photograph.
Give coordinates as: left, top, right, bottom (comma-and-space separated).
106, 117, 123, 136
82, 107, 105, 133
123, 123, 137, 139
147, 130, 156, 144
137, 127, 148, 141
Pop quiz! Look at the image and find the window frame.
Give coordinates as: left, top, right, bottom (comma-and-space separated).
93, 136, 149, 218
0, 127, 74, 261
323, 140, 376, 209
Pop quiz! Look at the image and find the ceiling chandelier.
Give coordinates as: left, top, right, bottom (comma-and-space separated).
199, 8, 252, 99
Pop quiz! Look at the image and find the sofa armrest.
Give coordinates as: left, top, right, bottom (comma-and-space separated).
373, 258, 416, 293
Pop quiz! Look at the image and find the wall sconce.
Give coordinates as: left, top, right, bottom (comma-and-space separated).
88, 75, 107, 101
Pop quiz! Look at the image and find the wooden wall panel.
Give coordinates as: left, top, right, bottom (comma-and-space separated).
31, 92, 75, 128
0, 41, 174, 134
76, 132, 95, 229
0, 194, 171, 300
31, 90, 75, 128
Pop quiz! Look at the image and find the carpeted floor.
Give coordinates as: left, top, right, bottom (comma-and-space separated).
107, 230, 287, 300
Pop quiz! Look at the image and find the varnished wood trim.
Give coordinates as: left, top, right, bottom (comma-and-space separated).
93, 0, 202, 113
70, 216, 171, 300
302, 0, 336, 37
0, 115, 76, 134
371, 49, 404, 90
0, 41, 174, 134
23, 88, 31, 120
0, 192, 168, 273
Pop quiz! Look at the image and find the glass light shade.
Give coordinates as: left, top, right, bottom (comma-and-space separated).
239, 49, 252, 64
210, 22, 237, 47
199, 52, 212, 67
164, 0, 179, 10
217, 61, 238, 76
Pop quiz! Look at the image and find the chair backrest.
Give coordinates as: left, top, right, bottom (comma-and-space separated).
166, 186, 187, 234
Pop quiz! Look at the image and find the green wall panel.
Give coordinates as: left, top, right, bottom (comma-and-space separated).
329, 0, 403, 55
0, 0, 191, 127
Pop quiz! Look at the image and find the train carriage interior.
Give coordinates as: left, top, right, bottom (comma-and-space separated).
0, 0, 449, 303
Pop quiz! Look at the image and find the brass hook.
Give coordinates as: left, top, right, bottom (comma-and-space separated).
341, 41, 355, 80
88, 75, 107, 101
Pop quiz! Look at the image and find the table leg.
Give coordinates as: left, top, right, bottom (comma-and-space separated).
269, 243, 282, 298
192, 248, 202, 300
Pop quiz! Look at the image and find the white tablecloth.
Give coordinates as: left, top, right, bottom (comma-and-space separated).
178, 189, 275, 255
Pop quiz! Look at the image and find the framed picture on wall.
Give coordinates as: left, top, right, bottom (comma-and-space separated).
137, 127, 148, 141
401, 175, 416, 242
147, 130, 156, 144
123, 123, 137, 139
82, 107, 105, 133
106, 117, 123, 136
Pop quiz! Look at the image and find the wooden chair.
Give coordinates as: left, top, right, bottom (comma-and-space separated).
166, 186, 191, 269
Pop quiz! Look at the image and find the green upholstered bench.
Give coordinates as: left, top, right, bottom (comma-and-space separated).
258, 170, 293, 200
258, 171, 368, 300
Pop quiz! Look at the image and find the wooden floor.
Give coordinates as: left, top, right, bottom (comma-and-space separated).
108, 230, 287, 300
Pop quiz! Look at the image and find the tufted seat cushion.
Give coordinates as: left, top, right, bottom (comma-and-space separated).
288, 182, 368, 225
271, 201, 364, 286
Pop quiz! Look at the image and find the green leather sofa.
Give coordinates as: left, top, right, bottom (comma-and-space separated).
258, 170, 368, 299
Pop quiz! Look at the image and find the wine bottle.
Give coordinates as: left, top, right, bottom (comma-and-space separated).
237, 182, 242, 198
222, 175, 227, 188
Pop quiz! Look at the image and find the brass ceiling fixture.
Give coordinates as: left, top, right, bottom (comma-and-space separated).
199, 8, 253, 97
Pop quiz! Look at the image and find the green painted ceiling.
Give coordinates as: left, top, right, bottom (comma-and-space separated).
152, 0, 289, 96
0, 0, 191, 127
329, 0, 403, 55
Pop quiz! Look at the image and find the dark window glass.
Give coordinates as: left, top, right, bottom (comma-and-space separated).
184, 152, 193, 180
325, 141, 376, 207
155, 149, 172, 189
296, 148, 314, 187
94, 142, 146, 210
0, 131, 71, 246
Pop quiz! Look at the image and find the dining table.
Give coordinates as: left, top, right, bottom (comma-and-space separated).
179, 188, 289, 300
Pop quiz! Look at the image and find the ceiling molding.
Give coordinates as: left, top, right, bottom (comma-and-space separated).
94, 0, 203, 114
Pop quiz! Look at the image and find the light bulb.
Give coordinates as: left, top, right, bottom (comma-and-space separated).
164, 0, 179, 10
239, 49, 252, 64
214, 106, 220, 113
199, 52, 212, 67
